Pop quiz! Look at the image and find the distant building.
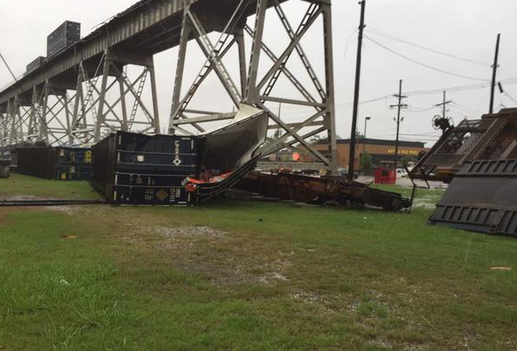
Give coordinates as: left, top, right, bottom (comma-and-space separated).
312, 138, 429, 170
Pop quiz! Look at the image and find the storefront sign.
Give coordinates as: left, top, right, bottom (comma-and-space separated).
386, 149, 420, 156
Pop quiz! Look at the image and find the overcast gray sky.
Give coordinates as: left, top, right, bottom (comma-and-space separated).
1, 0, 516, 145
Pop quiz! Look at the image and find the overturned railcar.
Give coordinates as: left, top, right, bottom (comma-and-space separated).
91, 104, 269, 205
430, 159, 517, 236
91, 132, 199, 205
235, 171, 411, 211
410, 108, 517, 236
12, 146, 92, 180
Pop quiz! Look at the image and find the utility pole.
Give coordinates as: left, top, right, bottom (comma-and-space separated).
489, 33, 501, 114
390, 80, 407, 173
436, 90, 452, 118
348, 0, 366, 181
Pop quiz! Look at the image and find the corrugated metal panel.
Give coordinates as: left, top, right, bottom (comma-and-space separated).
13, 146, 92, 180
91, 131, 199, 205
430, 159, 517, 236
12, 147, 52, 179
460, 159, 517, 176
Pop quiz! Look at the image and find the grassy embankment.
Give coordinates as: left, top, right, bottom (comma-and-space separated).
0, 174, 515, 351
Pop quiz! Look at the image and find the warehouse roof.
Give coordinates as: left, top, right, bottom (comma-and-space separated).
317, 138, 426, 148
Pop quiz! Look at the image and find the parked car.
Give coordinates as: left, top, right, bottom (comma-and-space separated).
396, 168, 408, 178
337, 168, 359, 179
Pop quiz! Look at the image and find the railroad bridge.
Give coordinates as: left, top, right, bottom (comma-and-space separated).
0, 0, 338, 170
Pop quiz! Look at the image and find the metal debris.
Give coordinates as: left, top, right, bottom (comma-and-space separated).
410, 108, 517, 236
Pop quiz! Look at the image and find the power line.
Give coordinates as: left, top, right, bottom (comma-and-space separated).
328, 79, 517, 117
498, 81, 517, 105
407, 82, 489, 96
401, 132, 441, 137
405, 78, 517, 96
451, 102, 484, 115
343, 29, 359, 58
367, 26, 490, 66
406, 105, 435, 112
0, 50, 26, 95
503, 92, 517, 105
364, 36, 491, 82
0, 51, 18, 83
449, 108, 471, 118
338, 95, 392, 107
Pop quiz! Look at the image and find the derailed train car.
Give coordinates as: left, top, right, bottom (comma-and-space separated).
90, 132, 199, 205
235, 171, 411, 211
410, 108, 517, 236
12, 146, 92, 180
90, 102, 411, 210
91, 104, 269, 205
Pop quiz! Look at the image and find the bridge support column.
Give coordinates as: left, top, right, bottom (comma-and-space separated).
28, 86, 42, 143
168, 3, 251, 134
117, 70, 129, 131
35, 80, 76, 145
0, 0, 339, 166
169, 10, 193, 134
72, 67, 86, 138
6, 99, 13, 146
322, 3, 338, 174
235, 27, 248, 98
8, 97, 23, 146
166, 0, 338, 172
92, 50, 162, 142
94, 54, 111, 142
245, 0, 268, 104
148, 58, 161, 134
11, 96, 33, 146
0, 105, 8, 153
39, 82, 50, 144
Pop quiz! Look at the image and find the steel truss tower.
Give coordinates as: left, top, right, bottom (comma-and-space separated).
0, 0, 337, 171
0, 51, 160, 146
169, 0, 338, 170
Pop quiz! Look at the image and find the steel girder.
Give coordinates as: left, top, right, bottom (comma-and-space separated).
0, 52, 161, 146
91, 51, 161, 142
0, 0, 338, 172
168, 0, 338, 171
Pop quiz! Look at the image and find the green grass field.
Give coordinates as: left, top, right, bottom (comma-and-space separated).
0, 174, 516, 351
0, 174, 100, 200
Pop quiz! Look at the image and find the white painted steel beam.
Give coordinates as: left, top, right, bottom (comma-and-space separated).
0, 0, 338, 172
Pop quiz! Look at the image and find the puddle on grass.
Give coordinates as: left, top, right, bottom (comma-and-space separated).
412, 195, 439, 210
490, 266, 512, 271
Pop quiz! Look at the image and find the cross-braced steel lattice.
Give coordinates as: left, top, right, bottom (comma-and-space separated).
0, 51, 161, 147
0, 0, 338, 171
168, 0, 338, 170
